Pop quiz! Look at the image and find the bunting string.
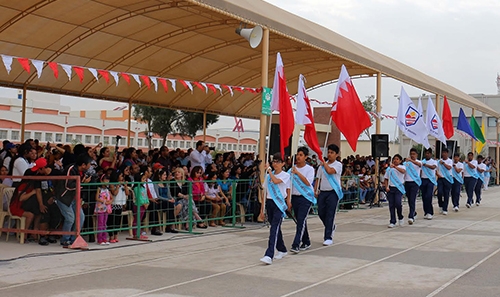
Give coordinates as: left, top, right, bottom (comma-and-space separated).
0, 54, 261, 97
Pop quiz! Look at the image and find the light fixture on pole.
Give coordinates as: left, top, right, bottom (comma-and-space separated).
235, 24, 263, 48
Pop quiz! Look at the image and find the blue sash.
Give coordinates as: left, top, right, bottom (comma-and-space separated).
388, 168, 406, 194
452, 164, 464, 184
464, 162, 479, 179
289, 169, 317, 205
267, 174, 287, 218
321, 166, 344, 200
484, 165, 491, 178
422, 159, 437, 186
477, 168, 486, 184
438, 161, 454, 184
404, 161, 421, 186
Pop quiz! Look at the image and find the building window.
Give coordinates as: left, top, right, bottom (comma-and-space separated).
173, 141, 178, 148
75, 135, 82, 143
103, 136, 110, 145
488, 117, 497, 127
227, 144, 232, 150
94, 136, 100, 144
120, 137, 126, 146
153, 139, 158, 147
130, 138, 134, 146
34, 132, 42, 140
210, 143, 215, 148
24, 131, 31, 140
66, 134, 73, 143
222, 143, 227, 150
138, 139, 143, 146
243, 145, 247, 151
0, 130, 7, 139
239, 144, 242, 151
45, 133, 53, 142
253, 145, 257, 151
179, 141, 184, 148
11, 131, 19, 140
167, 140, 172, 147
186, 141, 191, 149
217, 143, 221, 150
85, 135, 92, 144
55, 133, 62, 142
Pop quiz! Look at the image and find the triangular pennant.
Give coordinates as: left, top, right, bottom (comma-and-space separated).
17, 58, 30, 73
234, 86, 245, 93
206, 83, 217, 94
150, 76, 158, 92
140, 75, 151, 89
169, 79, 176, 92
200, 82, 208, 93
192, 81, 204, 91
48, 62, 59, 78
88, 68, 99, 81
222, 85, 233, 96
158, 78, 168, 92
73, 66, 85, 83
131, 74, 141, 86
60, 64, 72, 81
179, 80, 193, 92
98, 70, 110, 83
1, 55, 13, 74
109, 71, 119, 86
31, 59, 44, 78
120, 73, 130, 85
214, 84, 223, 95
246, 87, 256, 94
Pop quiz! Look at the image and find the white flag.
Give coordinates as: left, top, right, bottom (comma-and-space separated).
60, 64, 72, 81
150, 76, 158, 92
1, 55, 13, 74
214, 84, 222, 95
109, 71, 119, 86
131, 74, 141, 87
169, 79, 176, 92
31, 59, 44, 78
396, 87, 431, 148
426, 95, 447, 144
88, 68, 99, 81
200, 82, 208, 93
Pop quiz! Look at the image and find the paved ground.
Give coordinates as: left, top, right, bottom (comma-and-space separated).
1, 190, 499, 297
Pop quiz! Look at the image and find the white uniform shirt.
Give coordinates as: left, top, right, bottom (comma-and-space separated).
384, 165, 406, 187
404, 160, 422, 182
477, 163, 487, 176
264, 171, 290, 199
317, 161, 342, 191
463, 160, 478, 177
453, 162, 464, 178
421, 158, 437, 180
437, 158, 453, 178
290, 164, 315, 196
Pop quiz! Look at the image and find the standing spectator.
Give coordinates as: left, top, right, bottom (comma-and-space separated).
2, 142, 17, 169
95, 175, 112, 245
156, 146, 172, 170
132, 167, 150, 240
152, 169, 178, 233
108, 170, 129, 243
122, 148, 138, 167
189, 141, 212, 172
177, 151, 189, 167
98, 147, 117, 171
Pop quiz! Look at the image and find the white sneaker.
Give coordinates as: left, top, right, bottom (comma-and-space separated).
398, 219, 404, 227
388, 223, 396, 228
274, 251, 287, 260
439, 209, 444, 214
424, 214, 433, 220
408, 218, 414, 225
454, 206, 459, 212
476, 202, 480, 206
260, 256, 272, 265
466, 203, 471, 208
442, 211, 448, 215
323, 239, 333, 246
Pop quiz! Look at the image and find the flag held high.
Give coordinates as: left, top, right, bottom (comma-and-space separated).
396, 87, 431, 148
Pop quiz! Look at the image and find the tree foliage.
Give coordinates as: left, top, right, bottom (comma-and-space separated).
362, 95, 379, 140
133, 105, 219, 147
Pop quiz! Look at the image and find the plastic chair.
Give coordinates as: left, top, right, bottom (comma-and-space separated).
0, 185, 8, 237
120, 210, 134, 236
3, 188, 26, 244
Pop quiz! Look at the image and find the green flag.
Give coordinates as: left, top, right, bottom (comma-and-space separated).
470, 116, 485, 143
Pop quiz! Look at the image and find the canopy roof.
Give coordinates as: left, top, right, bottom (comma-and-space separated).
0, 0, 497, 118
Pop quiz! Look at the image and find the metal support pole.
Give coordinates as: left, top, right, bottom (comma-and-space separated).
203, 111, 207, 142
375, 72, 382, 183
497, 119, 499, 184
20, 87, 27, 143
471, 108, 476, 155
127, 99, 132, 147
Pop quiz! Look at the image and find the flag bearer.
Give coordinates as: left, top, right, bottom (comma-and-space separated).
463, 152, 478, 208
420, 148, 437, 220
474, 155, 487, 206
260, 153, 291, 265
404, 148, 421, 225
384, 154, 406, 228
451, 153, 464, 211
436, 148, 453, 215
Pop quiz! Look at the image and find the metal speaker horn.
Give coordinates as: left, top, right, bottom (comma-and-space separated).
236, 26, 263, 48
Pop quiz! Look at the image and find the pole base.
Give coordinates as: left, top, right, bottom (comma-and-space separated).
67, 235, 89, 250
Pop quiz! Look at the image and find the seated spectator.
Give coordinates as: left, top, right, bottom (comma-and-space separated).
189, 165, 212, 224
169, 167, 206, 229
204, 172, 229, 226
152, 169, 178, 233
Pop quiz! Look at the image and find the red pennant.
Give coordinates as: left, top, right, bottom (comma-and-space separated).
17, 58, 30, 73
192, 81, 204, 91
97, 70, 110, 83
48, 62, 59, 78
140, 75, 151, 89
158, 78, 168, 93
222, 85, 230, 91
73, 66, 84, 83
120, 73, 130, 85
246, 87, 256, 94
179, 80, 188, 89
206, 83, 217, 94
234, 86, 245, 93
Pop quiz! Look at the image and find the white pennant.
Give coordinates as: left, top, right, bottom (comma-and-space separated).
169, 79, 176, 92
200, 82, 208, 93
31, 59, 44, 78
88, 68, 99, 81
131, 74, 141, 87
60, 64, 72, 81
227, 85, 234, 97
109, 71, 119, 86
150, 76, 158, 92
214, 84, 223, 95
185, 81, 193, 93
1, 55, 13, 74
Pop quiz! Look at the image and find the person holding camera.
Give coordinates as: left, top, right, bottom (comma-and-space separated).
189, 140, 213, 173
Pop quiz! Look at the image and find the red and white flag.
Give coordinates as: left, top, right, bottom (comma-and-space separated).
296, 74, 323, 160
331, 65, 371, 151
271, 53, 294, 157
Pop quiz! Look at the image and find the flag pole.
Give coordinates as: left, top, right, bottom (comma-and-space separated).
323, 117, 333, 159
258, 112, 273, 222
408, 139, 413, 156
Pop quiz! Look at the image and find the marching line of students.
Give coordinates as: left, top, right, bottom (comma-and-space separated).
260, 144, 342, 265
383, 147, 488, 229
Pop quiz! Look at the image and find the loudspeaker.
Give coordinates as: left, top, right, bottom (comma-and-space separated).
269, 123, 291, 158
436, 140, 458, 157
235, 26, 263, 48
371, 134, 389, 157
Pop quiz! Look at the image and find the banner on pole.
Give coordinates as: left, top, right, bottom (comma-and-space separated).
261, 87, 272, 115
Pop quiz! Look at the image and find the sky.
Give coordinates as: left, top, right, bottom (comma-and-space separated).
2, 0, 499, 138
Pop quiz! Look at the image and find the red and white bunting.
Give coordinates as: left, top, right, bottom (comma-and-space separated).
88, 68, 99, 81
150, 76, 158, 92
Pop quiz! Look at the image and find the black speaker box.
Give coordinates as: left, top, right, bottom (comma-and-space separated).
269, 123, 291, 158
371, 134, 389, 157
436, 140, 458, 157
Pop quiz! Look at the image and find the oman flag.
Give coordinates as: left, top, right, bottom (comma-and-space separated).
331, 65, 371, 151
271, 53, 294, 157
296, 74, 323, 160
